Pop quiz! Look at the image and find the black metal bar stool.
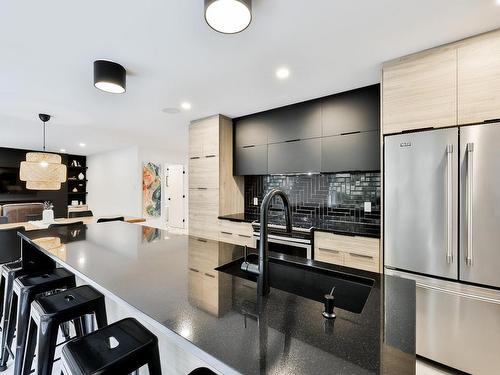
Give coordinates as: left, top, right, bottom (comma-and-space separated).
189, 368, 217, 374
60, 318, 162, 375
22, 285, 108, 375
0, 268, 76, 374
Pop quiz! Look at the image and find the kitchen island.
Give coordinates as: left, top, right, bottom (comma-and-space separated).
18, 222, 415, 374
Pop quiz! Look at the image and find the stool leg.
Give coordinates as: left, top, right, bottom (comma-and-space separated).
73, 317, 85, 337
60, 321, 71, 340
36, 320, 58, 375
0, 273, 5, 326
13, 291, 32, 375
147, 343, 162, 375
94, 300, 108, 329
0, 288, 17, 371
21, 317, 37, 375
84, 313, 94, 333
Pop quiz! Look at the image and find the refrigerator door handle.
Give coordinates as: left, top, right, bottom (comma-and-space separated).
446, 144, 453, 264
466, 142, 474, 267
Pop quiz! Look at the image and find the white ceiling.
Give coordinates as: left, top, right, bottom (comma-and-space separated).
1, 0, 499, 156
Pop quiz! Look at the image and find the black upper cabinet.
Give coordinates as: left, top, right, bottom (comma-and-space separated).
234, 144, 268, 175
322, 85, 380, 136
268, 138, 321, 174
234, 114, 269, 148
321, 130, 380, 173
266, 101, 322, 143
233, 84, 380, 175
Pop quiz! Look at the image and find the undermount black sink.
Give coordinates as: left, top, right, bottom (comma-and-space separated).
216, 254, 374, 314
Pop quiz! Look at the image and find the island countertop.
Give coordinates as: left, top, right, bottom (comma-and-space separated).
18, 222, 415, 374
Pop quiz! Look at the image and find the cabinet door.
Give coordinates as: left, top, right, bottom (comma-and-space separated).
266, 101, 322, 143
382, 48, 457, 133
234, 145, 268, 175
189, 123, 204, 158
322, 85, 380, 136
189, 156, 219, 189
321, 130, 380, 173
234, 115, 269, 148
458, 32, 500, 124
268, 138, 321, 174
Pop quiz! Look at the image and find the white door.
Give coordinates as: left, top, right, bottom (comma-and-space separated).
165, 165, 186, 229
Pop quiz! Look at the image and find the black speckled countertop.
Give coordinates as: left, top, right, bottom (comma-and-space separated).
19, 222, 413, 374
219, 213, 380, 238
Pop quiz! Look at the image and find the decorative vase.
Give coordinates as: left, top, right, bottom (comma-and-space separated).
78, 173, 85, 180
42, 209, 54, 224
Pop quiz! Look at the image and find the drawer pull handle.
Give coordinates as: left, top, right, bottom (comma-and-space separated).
205, 155, 217, 158
220, 231, 232, 235
349, 253, 373, 260
242, 145, 255, 149
197, 187, 208, 190
285, 139, 301, 143
196, 238, 208, 243
205, 273, 215, 278
318, 248, 340, 254
189, 268, 200, 273
238, 234, 251, 238
190, 156, 200, 160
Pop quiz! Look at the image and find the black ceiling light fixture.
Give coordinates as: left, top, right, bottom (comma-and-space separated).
93, 60, 126, 94
204, 0, 252, 34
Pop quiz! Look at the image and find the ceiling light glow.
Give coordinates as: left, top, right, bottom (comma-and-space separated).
181, 102, 192, 110
79, 142, 86, 147
276, 67, 290, 80
204, 0, 252, 34
60, 149, 66, 153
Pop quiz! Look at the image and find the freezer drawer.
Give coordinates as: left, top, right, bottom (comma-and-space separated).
460, 122, 500, 288
384, 128, 458, 279
386, 269, 500, 375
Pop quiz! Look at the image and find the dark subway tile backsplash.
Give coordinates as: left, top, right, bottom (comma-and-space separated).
244, 173, 381, 233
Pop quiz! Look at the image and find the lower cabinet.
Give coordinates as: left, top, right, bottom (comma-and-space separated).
218, 220, 255, 247
314, 231, 380, 273
188, 188, 220, 240
187, 238, 233, 316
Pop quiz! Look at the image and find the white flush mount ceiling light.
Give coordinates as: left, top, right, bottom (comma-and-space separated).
93, 60, 126, 94
79, 142, 86, 148
19, 114, 67, 190
204, 0, 252, 34
181, 102, 192, 110
276, 67, 290, 80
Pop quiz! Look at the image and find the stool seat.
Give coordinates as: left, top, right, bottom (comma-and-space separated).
62, 318, 161, 375
15, 268, 74, 292
23, 285, 108, 375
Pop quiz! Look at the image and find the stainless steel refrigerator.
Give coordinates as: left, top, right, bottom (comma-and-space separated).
384, 123, 500, 375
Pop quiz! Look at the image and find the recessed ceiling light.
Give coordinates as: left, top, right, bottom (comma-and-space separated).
60, 149, 66, 153
181, 102, 192, 110
204, 0, 252, 34
93, 60, 126, 94
79, 142, 86, 147
162, 107, 181, 114
276, 67, 290, 80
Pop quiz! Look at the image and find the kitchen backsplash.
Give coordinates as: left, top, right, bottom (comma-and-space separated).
244, 173, 381, 229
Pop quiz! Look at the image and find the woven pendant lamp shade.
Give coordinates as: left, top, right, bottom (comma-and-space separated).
19, 153, 67, 191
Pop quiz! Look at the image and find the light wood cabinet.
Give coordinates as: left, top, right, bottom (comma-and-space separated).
314, 231, 380, 273
382, 47, 457, 134
218, 220, 254, 247
187, 238, 232, 316
188, 115, 244, 241
458, 31, 500, 124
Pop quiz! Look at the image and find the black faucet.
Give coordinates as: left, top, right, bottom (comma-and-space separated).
256, 189, 293, 296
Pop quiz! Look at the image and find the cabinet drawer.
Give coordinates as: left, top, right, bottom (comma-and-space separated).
189, 157, 219, 189
315, 231, 379, 257
188, 237, 219, 272
219, 220, 253, 236
345, 252, 379, 273
315, 247, 345, 266
189, 188, 218, 216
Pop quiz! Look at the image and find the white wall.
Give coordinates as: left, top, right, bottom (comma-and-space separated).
87, 145, 188, 229
87, 146, 141, 217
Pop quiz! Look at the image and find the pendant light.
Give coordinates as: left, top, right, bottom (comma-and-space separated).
93, 60, 126, 94
19, 114, 67, 190
204, 0, 252, 34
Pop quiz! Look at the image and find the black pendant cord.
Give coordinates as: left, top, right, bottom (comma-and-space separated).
42, 121, 46, 151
